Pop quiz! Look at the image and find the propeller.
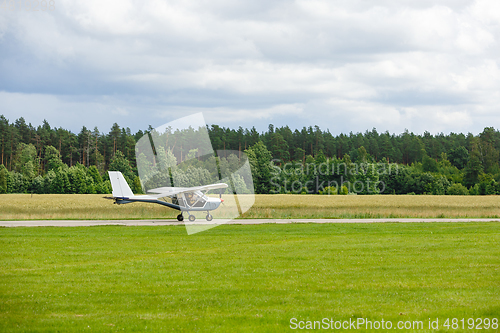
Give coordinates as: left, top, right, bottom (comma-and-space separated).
219, 188, 225, 204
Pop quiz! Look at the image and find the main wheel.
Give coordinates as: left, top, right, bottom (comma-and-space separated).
176, 214, 184, 222
206, 214, 213, 221
188, 215, 196, 222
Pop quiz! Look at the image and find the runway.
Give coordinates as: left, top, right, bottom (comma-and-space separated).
1, 218, 500, 227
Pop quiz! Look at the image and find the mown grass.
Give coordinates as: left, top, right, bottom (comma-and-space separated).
0, 223, 499, 332
1, 194, 500, 220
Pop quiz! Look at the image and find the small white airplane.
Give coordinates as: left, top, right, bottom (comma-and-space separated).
107, 171, 228, 222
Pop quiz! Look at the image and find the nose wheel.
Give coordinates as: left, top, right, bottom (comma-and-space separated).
206, 214, 213, 221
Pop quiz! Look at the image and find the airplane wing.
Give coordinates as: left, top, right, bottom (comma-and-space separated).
147, 183, 228, 195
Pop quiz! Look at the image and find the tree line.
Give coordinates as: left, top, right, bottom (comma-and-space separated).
1, 114, 499, 195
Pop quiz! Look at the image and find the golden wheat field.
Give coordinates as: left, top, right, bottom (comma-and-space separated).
1, 194, 500, 220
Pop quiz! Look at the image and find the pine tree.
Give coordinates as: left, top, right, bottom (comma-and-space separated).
245, 141, 273, 194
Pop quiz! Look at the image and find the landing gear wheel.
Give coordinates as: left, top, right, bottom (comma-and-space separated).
188, 215, 196, 222
176, 214, 184, 222
206, 214, 213, 222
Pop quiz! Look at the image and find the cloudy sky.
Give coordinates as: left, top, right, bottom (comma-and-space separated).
1, 0, 499, 135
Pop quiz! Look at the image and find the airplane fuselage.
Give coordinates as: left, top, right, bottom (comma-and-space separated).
113, 191, 222, 212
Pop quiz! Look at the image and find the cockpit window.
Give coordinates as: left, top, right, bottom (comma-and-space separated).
184, 191, 207, 208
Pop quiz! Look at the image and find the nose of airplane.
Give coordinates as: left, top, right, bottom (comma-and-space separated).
220, 199, 224, 203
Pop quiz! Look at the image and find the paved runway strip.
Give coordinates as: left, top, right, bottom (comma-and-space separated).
1, 218, 500, 227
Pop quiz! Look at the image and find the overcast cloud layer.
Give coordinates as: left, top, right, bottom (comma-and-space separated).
1, 0, 499, 135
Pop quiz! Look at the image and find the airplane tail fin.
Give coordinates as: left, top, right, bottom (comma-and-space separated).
108, 171, 134, 198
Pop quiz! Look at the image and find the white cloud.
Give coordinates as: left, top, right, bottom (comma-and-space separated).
0, 0, 499, 135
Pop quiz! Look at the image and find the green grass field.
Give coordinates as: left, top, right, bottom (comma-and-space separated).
1, 223, 499, 332
1, 194, 500, 220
